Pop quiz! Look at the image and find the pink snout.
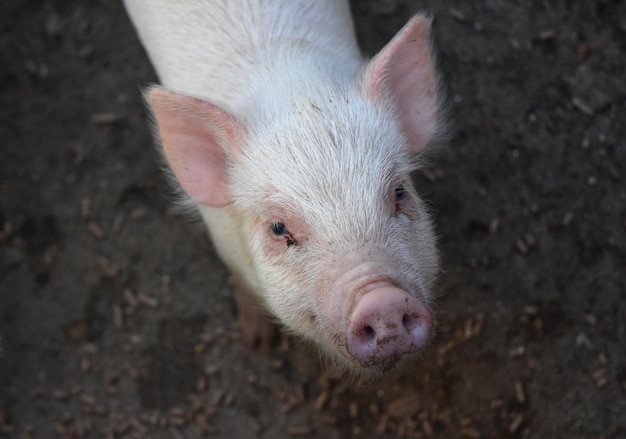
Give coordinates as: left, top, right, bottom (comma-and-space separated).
346, 286, 432, 369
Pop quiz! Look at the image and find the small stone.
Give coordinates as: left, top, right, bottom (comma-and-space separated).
537, 29, 555, 41
91, 113, 122, 125
508, 414, 524, 433
514, 381, 526, 404
87, 222, 104, 239
572, 97, 594, 116
387, 394, 420, 418
488, 218, 500, 235
286, 426, 314, 437
562, 211, 574, 227
137, 294, 159, 308
44, 12, 62, 38
449, 8, 466, 21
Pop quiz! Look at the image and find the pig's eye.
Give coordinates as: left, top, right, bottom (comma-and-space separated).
394, 184, 407, 214
270, 222, 287, 236
270, 222, 297, 247
394, 185, 406, 202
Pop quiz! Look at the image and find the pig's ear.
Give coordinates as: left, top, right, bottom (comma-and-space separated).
362, 15, 440, 153
146, 86, 241, 207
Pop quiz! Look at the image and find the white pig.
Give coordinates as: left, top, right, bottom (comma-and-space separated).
123, 0, 444, 374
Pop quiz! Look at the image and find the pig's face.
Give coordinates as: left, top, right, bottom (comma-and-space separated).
229, 82, 439, 373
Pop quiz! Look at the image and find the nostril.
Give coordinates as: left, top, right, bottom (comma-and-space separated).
357, 325, 376, 341
402, 313, 417, 331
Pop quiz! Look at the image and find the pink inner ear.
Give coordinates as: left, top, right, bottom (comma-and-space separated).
364, 16, 439, 153
147, 87, 241, 207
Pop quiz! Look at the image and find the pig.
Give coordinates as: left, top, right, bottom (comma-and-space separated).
123, 0, 444, 374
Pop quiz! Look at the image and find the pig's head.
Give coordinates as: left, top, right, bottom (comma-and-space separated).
146, 16, 443, 374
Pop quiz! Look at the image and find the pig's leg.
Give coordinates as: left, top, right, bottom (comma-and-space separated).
231, 278, 276, 352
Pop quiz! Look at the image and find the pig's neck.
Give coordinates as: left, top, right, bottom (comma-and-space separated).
152, 0, 363, 115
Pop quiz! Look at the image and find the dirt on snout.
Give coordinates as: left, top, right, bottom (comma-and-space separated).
1, 0, 625, 438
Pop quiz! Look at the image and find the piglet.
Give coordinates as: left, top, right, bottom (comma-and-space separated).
123, 0, 444, 374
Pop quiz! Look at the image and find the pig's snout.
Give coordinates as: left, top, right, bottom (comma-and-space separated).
346, 286, 432, 370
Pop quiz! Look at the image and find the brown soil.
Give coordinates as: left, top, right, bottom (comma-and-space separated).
1, 1, 625, 438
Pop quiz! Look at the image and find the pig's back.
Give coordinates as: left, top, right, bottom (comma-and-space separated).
123, 0, 362, 112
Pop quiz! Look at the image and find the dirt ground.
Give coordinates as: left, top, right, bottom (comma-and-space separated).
1, 0, 625, 438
